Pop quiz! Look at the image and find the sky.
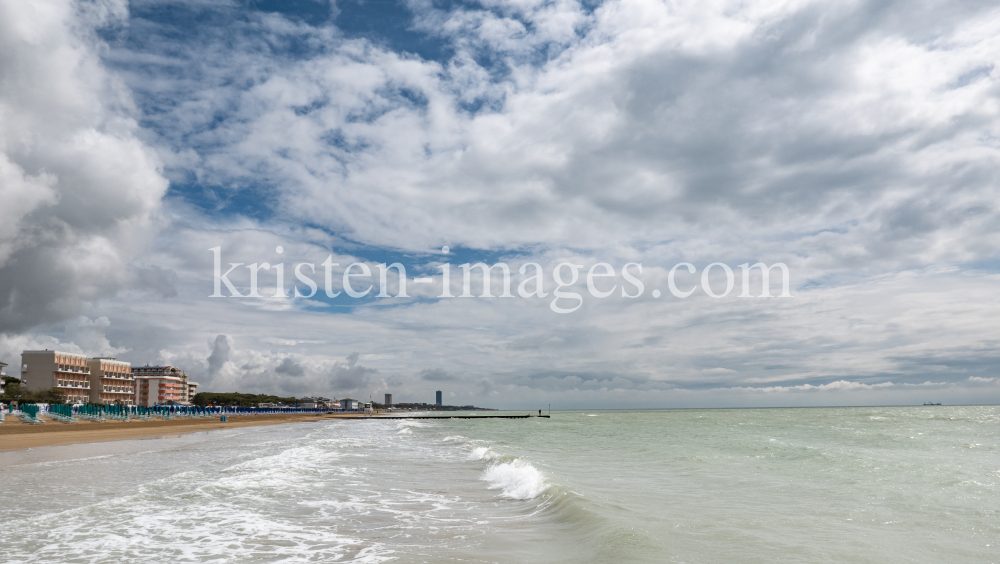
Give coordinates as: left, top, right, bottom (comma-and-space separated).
0, 0, 998, 409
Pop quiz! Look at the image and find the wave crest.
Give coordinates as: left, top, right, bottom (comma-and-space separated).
469, 446, 494, 461
481, 460, 548, 500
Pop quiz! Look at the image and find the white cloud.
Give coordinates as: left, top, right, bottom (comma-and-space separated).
0, 0, 168, 332
2, 0, 1000, 407
106, 0, 1000, 278
967, 376, 996, 384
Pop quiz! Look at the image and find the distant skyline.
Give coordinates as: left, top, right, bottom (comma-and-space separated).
1, 0, 999, 409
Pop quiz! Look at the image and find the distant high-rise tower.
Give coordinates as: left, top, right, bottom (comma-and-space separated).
384, 393, 392, 406
436, 390, 442, 406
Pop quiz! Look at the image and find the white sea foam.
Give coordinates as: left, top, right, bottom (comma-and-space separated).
5, 406, 1000, 564
2, 444, 392, 563
15, 453, 117, 468
469, 446, 494, 461
1, 415, 568, 563
468, 442, 548, 500
481, 460, 548, 500
396, 419, 431, 428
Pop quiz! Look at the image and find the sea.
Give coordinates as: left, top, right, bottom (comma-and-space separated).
1, 406, 998, 563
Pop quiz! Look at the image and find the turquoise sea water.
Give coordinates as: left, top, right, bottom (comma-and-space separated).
1, 406, 998, 563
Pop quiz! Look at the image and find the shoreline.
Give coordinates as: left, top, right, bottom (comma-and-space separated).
0, 412, 364, 452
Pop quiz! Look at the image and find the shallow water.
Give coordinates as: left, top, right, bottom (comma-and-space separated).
1, 406, 997, 563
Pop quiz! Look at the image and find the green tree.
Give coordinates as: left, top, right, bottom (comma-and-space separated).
192, 392, 298, 407
1, 376, 24, 403
33, 387, 67, 404
1, 377, 67, 405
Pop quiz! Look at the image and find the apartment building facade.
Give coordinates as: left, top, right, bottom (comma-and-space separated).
20, 350, 91, 404
299, 397, 332, 409
87, 357, 134, 405
16, 352, 198, 406
132, 365, 198, 406
134, 374, 184, 406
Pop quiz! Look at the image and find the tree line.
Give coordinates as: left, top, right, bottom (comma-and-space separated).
191, 392, 299, 407
1, 376, 65, 404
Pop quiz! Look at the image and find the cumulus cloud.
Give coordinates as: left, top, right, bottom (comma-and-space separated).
0, 0, 169, 333
207, 334, 231, 376
107, 0, 1000, 272
275, 357, 305, 377
1, 0, 999, 408
329, 352, 378, 391
62, 316, 129, 358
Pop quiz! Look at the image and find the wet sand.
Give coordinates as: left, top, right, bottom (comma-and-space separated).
0, 412, 363, 452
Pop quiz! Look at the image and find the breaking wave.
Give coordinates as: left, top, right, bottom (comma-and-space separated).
466, 445, 549, 500
481, 459, 549, 500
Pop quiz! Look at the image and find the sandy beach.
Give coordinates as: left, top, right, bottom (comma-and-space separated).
0, 412, 363, 452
